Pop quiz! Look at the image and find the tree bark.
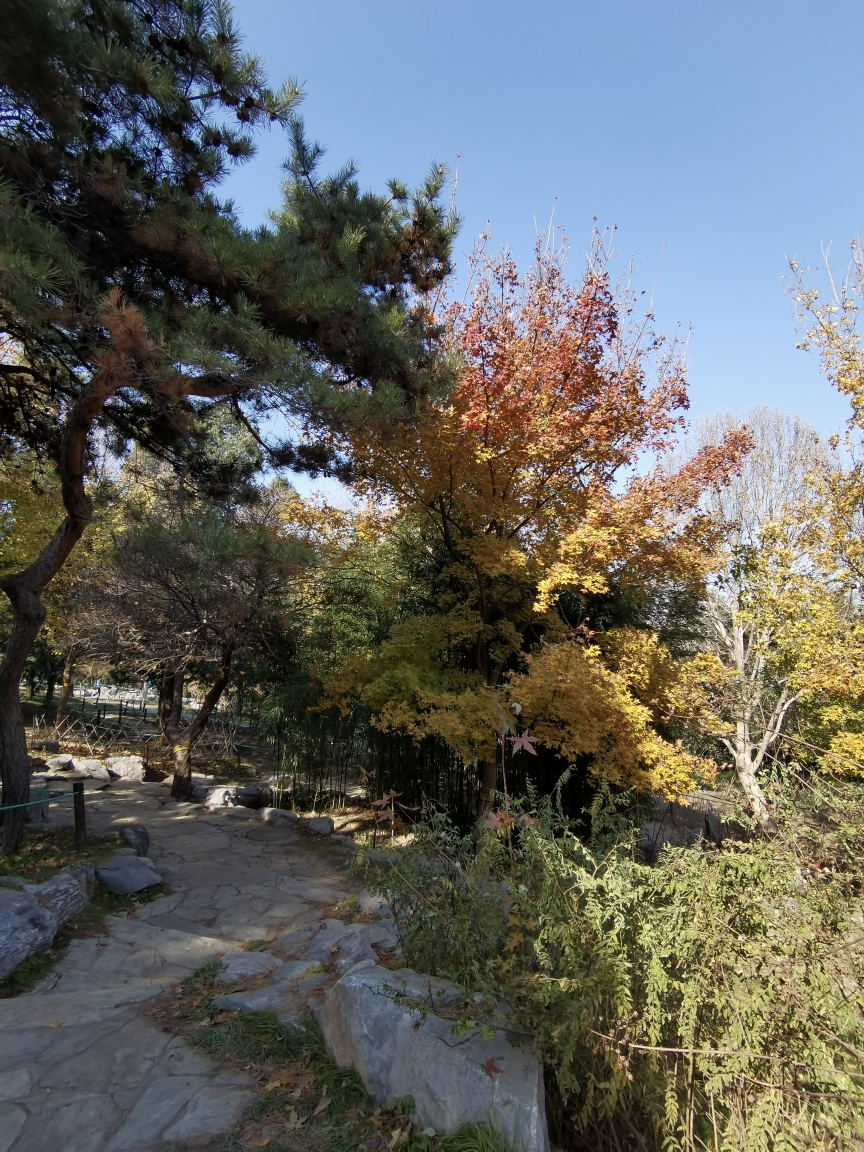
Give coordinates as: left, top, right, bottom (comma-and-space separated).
44, 671, 57, 709
158, 666, 177, 736
732, 764, 783, 838
477, 757, 498, 816
0, 372, 118, 853
164, 644, 235, 800
54, 648, 77, 725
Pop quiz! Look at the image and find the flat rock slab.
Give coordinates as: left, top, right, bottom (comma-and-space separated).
216, 950, 283, 983
0, 783, 366, 1150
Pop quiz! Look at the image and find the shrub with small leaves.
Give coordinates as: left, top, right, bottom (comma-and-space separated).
376, 785, 864, 1151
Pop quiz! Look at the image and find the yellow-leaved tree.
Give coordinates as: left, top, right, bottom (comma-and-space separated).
323, 237, 749, 803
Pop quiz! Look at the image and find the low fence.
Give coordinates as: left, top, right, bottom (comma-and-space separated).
29, 710, 483, 823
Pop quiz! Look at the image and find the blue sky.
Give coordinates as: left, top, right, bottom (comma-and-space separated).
224, 0, 862, 443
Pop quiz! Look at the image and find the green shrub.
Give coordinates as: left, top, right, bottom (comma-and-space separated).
378, 786, 864, 1151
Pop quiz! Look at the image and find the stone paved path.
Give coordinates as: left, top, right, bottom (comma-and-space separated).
0, 780, 357, 1151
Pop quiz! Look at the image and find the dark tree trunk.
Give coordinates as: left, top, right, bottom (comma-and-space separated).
44, 672, 57, 709
0, 581, 48, 852
54, 648, 77, 725
165, 644, 235, 801
477, 757, 498, 815
158, 667, 176, 736
0, 374, 116, 853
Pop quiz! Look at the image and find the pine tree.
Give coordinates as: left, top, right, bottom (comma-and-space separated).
0, 0, 455, 849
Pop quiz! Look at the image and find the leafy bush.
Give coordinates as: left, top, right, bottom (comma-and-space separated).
377, 785, 864, 1151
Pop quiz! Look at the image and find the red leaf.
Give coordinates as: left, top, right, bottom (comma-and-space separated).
481, 1057, 504, 1078
509, 731, 538, 755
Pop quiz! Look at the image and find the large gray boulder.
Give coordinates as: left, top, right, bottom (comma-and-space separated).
305, 815, 334, 837
316, 965, 549, 1151
259, 807, 301, 827
0, 889, 57, 980
96, 854, 162, 893
45, 754, 74, 770
24, 871, 89, 926
71, 757, 111, 781
105, 755, 145, 781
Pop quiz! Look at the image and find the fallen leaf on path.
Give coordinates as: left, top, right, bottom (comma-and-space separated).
481, 1056, 504, 1078
50, 1020, 64, 1030
314, 1094, 330, 1116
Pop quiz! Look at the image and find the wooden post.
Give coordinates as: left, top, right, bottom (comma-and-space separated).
73, 780, 86, 847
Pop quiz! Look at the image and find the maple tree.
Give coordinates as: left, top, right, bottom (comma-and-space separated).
325, 236, 749, 802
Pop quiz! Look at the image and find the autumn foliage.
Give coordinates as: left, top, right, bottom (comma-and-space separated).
326, 237, 750, 796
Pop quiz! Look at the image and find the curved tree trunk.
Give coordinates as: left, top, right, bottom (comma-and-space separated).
54, 648, 77, 725
164, 644, 235, 801
0, 372, 118, 853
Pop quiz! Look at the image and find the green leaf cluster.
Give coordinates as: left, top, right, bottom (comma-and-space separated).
377, 785, 864, 1150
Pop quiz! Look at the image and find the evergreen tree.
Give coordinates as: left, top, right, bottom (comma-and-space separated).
0, 0, 455, 849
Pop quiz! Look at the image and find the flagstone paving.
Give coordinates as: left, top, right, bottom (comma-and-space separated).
0, 780, 358, 1151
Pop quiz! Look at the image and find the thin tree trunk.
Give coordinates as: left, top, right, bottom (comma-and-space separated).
44, 672, 57, 709
54, 648, 77, 725
735, 759, 778, 835
165, 644, 235, 800
158, 666, 176, 736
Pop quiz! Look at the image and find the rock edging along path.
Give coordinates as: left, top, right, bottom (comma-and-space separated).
0, 780, 358, 1152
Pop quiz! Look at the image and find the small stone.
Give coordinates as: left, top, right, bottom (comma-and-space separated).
105, 755, 145, 781
120, 825, 150, 856
216, 951, 283, 984
306, 816, 334, 837
96, 854, 162, 894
